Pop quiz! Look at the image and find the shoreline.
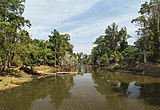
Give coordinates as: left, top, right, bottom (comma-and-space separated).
1, 63, 159, 92
0, 65, 79, 92
108, 62, 160, 71
0, 73, 57, 92
0, 65, 59, 92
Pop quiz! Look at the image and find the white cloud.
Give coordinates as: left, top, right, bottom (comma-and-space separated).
23, 0, 101, 40
23, 0, 149, 54
23, 0, 101, 24
66, 13, 140, 54
25, 25, 50, 39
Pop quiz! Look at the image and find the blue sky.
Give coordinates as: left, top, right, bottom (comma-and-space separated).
23, 0, 149, 54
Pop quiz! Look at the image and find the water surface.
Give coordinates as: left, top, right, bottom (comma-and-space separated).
0, 67, 160, 110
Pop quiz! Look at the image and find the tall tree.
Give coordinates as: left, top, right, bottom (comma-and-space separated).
150, 0, 160, 62
0, 0, 31, 70
48, 29, 73, 66
132, 2, 152, 62
132, 0, 160, 63
91, 23, 130, 65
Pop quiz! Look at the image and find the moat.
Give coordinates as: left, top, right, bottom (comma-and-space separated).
0, 66, 160, 110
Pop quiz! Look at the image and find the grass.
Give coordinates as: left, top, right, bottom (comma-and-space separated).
0, 65, 59, 91
0, 76, 32, 91
33, 65, 58, 73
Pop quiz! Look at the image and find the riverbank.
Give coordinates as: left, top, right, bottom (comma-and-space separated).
0, 66, 58, 91
109, 62, 160, 76
0, 65, 80, 91
1, 63, 159, 91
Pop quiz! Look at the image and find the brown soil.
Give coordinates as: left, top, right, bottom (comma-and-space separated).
0, 65, 58, 91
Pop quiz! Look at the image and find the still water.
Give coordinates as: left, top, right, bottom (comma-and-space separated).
0, 66, 160, 110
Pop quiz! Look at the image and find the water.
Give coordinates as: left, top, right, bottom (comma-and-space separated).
0, 66, 160, 110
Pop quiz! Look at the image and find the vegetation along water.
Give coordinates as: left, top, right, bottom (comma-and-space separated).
0, 0, 160, 110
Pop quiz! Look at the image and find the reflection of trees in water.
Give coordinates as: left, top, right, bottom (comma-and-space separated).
92, 69, 130, 109
77, 65, 93, 75
50, 76, 74, 109
112, 82, 129, 96
138, 83, 160, 105
92, 67, 160, 108
0, 75, 74, 110
92, 68, 129, 96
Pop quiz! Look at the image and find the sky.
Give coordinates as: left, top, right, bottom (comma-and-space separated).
23, 0, 149, 54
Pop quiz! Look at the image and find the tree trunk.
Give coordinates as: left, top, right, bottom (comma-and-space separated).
144, 22, 147, 63
143, 50, 147, 63
54, 50, 57, 66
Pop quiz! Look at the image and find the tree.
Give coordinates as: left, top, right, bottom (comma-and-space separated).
132, 2, 151, 63
0, 0, 31, 71
150, 0, 160, 62
48, 29, 74, 66
25, 39, 53, 66
91, 23, 130, 65
132, 0, 160, 63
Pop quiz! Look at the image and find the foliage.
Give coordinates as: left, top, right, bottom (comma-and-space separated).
74, 52, 90, 65
132, 0, 160, 63
0, 0, 159, 73
122, 46, 143, 63
0, 0, 31, 71
90, 0, 160, 66
0, 1, 75, 71
91, 23, 130, 65
48, 29, 74, 66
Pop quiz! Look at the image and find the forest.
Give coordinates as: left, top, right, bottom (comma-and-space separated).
0, 0, 160, 74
